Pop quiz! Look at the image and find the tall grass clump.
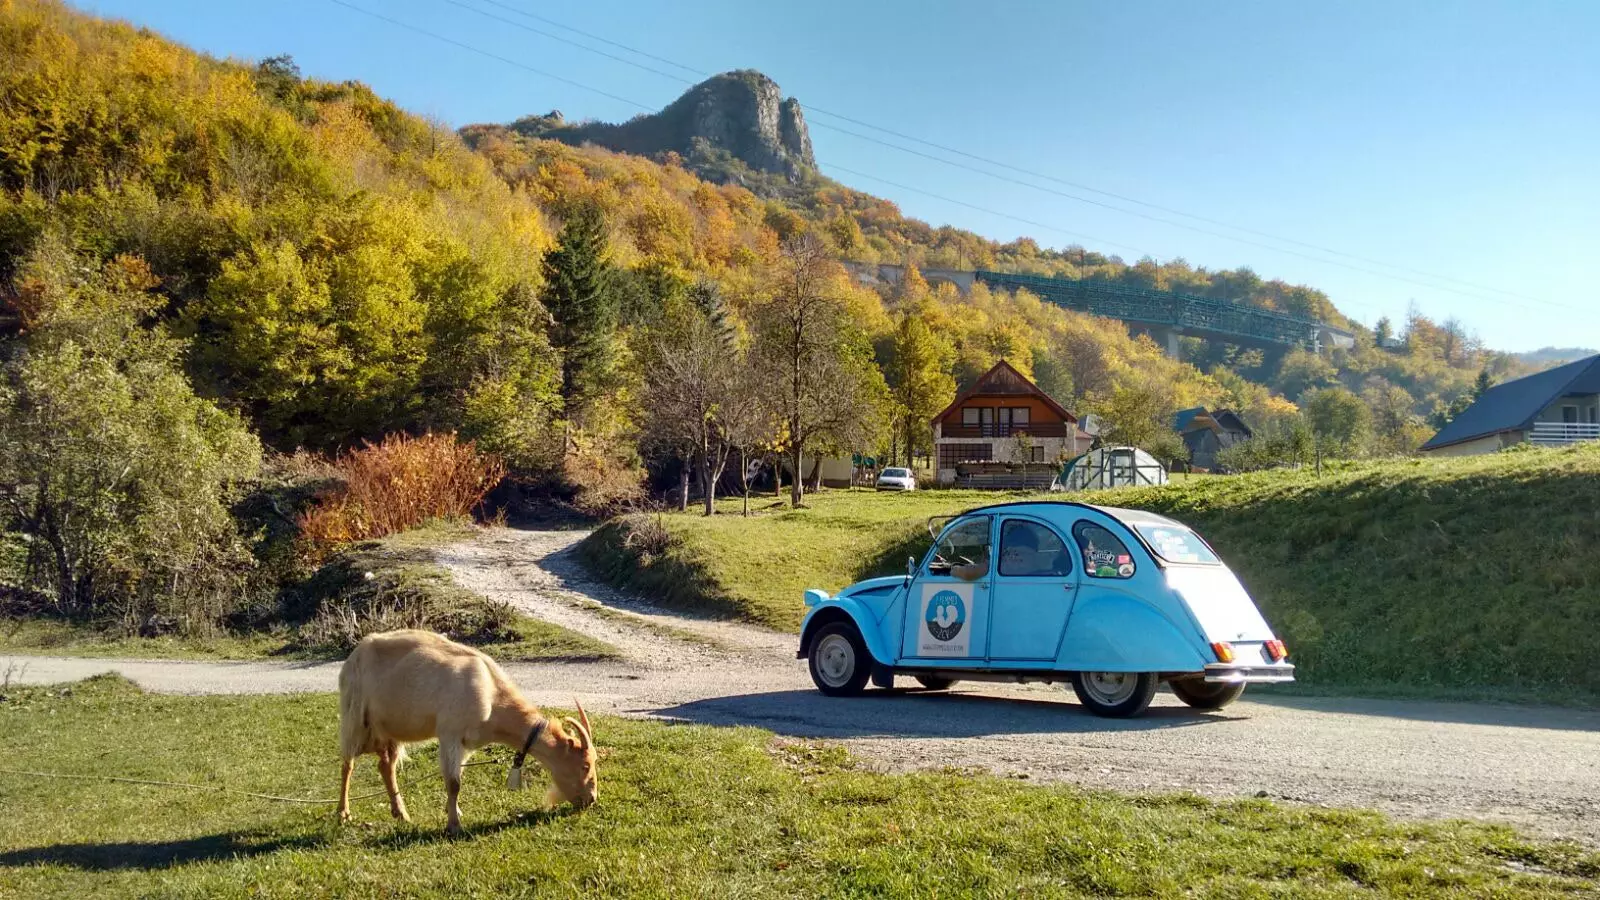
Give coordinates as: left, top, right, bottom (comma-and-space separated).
297, 433, 505, 558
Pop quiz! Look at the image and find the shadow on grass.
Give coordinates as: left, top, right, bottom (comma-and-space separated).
0, 829, 326, 871
571, 519, 749, 623
656, 688, 1237, 739
370, 806, 582, 849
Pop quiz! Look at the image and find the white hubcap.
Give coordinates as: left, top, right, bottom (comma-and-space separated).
816, 634, 856, 687
1082, 672, 1138, 705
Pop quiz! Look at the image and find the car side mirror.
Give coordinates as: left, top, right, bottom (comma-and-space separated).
906, 556, 916, 577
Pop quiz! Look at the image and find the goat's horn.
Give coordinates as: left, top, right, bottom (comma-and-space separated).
561, 716, 588, 749
575, 698, 593, 740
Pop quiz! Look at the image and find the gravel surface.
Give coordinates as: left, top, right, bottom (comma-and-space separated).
7, 526, 1599, 845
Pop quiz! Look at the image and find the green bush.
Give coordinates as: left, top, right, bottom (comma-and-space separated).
0, 246, 261, 632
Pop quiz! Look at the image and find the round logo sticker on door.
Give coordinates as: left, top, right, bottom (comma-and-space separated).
925, 589, 966, 642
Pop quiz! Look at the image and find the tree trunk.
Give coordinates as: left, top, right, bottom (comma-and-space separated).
806, 455, 823, 492
790, 443, 803, 507
905, 413, 916, 472
678, 463, 690, 512
739, 448, 751, 517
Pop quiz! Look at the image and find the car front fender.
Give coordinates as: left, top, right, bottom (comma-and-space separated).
797, 600, 895, 667
1058, 593, 1210, 672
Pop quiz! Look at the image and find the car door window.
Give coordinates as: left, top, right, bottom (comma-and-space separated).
929, 516, 991, 580
1073, 521, 1136, 579
999, 520, 1072, 577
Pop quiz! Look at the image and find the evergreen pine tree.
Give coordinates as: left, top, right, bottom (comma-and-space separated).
1472, 367, 1493, 400
688, 278, 736, 352
542, 203, 618, 423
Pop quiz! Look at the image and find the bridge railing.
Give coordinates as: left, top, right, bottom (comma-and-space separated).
973, 270, 1325, 348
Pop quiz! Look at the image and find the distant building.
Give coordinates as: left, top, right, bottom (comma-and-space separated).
1420, 354, 1600, 456
1173, 407, 1253, 470
930, 361, 1088, 486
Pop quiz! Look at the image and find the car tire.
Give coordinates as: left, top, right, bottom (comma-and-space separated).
914, 676, 957, 691
808, 622, 871, 697
1169, 677, 1246, 710
1070, 671, 1158, 718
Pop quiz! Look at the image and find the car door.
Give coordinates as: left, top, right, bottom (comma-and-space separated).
987, 517, 1078, 662
899, 515, 992, 664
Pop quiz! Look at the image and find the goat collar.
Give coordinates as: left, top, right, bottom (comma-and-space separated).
512, 718, 547, 770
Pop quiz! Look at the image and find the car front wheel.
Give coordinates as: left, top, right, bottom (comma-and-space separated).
1169, 677, 1246, 710
1070, 671, 1158, 718
808, 622, 871, 696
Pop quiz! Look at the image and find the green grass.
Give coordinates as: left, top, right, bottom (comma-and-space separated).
579, 448, 1600, 701
0, 676, 1594, 898
1, 522, 618, 664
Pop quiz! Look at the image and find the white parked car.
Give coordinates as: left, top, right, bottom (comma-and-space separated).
875, 467, 917, 491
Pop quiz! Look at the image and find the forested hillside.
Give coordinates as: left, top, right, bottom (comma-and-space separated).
0, 0, 1537, 632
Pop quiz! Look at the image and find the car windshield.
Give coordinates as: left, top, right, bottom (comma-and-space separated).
1133, 523, 1220, 564
881, 468, 909, 478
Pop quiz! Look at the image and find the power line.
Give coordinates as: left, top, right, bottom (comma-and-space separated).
826, 163, 1146, 255
436, 0, 1562, 311
331, 0, 1490, 318
325, 0, 655, 113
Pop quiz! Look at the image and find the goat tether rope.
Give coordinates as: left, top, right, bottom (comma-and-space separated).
0, 759, 505, 805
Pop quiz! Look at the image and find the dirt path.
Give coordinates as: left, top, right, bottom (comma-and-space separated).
8, 525, 1600, 846
432, 527, 795, 666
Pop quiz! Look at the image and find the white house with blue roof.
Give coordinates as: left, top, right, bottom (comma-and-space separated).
1420, 354, 1600, 455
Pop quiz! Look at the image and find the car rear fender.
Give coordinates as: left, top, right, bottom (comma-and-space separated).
1057, 593, 1209, 672
798, 601, 894, 666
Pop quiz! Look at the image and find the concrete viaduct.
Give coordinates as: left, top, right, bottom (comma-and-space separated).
844, 262, 1356, 358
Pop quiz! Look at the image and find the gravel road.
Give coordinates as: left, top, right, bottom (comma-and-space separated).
7, 527, 1599, 845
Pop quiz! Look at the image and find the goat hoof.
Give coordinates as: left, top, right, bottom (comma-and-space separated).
337, 809, 351, 825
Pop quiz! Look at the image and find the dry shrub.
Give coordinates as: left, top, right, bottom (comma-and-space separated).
561, 438, 644, 517
298, 433, 505, 558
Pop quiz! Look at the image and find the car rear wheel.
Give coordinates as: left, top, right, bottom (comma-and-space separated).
1070, 671, 1158, 718
1169, 677, 1246, 710
914, 676, 957, 691
808, 622, 871, 696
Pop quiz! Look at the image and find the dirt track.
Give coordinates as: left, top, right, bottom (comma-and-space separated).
8, 527, 1600, 845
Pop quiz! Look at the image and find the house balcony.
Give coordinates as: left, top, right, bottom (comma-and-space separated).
1529, 422, 1600, 445
941, 422, 1069, 439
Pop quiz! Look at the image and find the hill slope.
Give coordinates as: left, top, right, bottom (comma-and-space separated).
580, 445, 1600, 701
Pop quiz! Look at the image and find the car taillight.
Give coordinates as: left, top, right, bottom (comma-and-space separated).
1211, 642, 1235, 663
1264, 639, 1287, 662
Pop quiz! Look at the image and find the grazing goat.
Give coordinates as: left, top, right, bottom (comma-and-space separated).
337, 629, 597, 834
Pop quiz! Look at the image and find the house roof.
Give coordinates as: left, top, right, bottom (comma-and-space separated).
1174, 406, 1252, 438
930, 360, 1076, 424
1420, 354, 1600, 451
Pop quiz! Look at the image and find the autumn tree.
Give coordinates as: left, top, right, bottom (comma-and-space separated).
1303, 386, 1371, 457
543, 202, 619, 430
884, 301, 955, 466
751, 233, 889, 507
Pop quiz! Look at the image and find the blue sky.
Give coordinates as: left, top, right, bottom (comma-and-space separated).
84, 0, 1598, 352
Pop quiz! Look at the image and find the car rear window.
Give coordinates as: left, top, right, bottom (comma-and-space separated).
1134, 524, 1220, 564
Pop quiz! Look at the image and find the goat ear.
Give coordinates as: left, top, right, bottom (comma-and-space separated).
561, 716, 589, 750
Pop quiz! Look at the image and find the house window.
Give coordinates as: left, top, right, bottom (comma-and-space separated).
962, 407, 980, 426
939, 443, 993, 469
1590, 407, 1597, 424
1000, 407, 1029, 427
1563, 405, 1579, 424
1032, 446, 1046, 463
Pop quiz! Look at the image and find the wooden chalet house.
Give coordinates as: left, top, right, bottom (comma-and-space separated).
930, 361, 1088, 486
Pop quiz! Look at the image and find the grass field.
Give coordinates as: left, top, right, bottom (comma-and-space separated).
1, 524, 617, 664
0, 675, 1594, 898
578, 446, 1600, 702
